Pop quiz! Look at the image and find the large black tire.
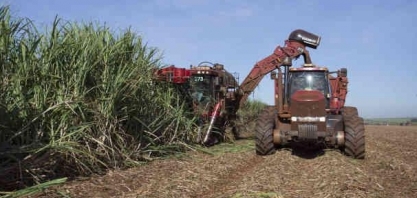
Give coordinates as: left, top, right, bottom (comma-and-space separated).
255, 106, 276, 155
343, 116, 365, 159
342, 106, 358, 118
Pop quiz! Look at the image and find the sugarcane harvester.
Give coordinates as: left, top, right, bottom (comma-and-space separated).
237, 29, 365, 159
153, 62, 240, 146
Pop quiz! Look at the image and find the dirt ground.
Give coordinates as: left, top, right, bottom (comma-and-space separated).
32, 125, 417, 198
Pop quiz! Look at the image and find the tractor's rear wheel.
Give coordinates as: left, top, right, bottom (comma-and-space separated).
343, 116, 365, 159
255, 106, 277, 155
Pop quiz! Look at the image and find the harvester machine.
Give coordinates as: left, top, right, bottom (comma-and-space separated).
236, 29, 365, 159
153, 62, 241, 146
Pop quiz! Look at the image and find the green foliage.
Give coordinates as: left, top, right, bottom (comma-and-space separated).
237, 99, 267, 121
195, 139, 254, 156
0, 5, 196, 191
233, 99, 267, 139
0, 178, 67, 198
365, 117, 417, 126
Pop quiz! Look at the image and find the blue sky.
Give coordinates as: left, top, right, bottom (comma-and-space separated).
3, 0, 417, 118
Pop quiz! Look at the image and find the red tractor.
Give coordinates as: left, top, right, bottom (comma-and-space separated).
236, 29, 365, 159
153, 62, 240, 145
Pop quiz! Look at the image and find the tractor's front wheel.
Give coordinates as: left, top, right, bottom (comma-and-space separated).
342, 106, 358, 118
255, 106, 277, 155
343, 116, 366, 159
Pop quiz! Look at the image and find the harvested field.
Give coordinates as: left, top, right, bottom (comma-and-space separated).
32, 125, 417, 198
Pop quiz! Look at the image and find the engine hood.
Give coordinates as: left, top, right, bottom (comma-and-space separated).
290, 90, 326, 117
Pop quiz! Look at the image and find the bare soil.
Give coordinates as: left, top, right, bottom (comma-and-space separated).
31, 125, 417, 198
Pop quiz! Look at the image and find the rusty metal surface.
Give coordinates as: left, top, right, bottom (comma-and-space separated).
290, 90, 326, 116
237, 40, 308, 108
329, 74, 348, 113
289, 90, 326, 132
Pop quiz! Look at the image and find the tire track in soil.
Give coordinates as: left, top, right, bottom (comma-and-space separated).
193, 153, 265, 198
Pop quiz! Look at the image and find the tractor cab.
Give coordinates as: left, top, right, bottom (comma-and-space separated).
288, 65, 331, 108
188, 64, 221, 116
190, 73, 216, 108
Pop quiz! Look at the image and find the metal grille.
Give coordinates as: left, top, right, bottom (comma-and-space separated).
298, 124, 318, 140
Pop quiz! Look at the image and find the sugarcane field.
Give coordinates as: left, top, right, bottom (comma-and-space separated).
1, 1, 417, 198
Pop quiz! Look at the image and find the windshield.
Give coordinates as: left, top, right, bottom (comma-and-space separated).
289, 71, 329, 97
190, 75, 214, 107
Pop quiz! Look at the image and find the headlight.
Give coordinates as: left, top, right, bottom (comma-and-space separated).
291, 116, 326, 122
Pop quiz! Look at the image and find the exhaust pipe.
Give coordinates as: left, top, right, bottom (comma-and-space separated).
203, 101, 223, 144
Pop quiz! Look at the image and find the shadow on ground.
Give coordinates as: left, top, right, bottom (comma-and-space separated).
282, 144, 327, 159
